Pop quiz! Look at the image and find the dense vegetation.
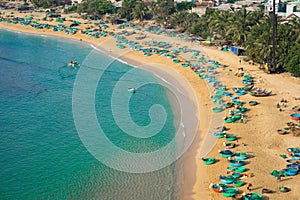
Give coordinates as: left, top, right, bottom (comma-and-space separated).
138, 2, 299, 76
119, 0, 149, 21
77, 0, 116, 17
30, 0, 300, 76
193, 8, 300, 76
31, 0, 71, 8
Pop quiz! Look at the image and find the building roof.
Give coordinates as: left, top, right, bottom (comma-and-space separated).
286, 12, 300, 18
194, 1, 214, 7
217, 4, 233, 11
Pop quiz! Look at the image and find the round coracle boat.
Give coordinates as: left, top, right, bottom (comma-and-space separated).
235, 152, 249, 161
221, 187, 238, 197
244, 192, 263, 200
290, 113, 300, 120
226, 134, 237, 141
234, 179, 244, 187
214, 132, 225, 139
220, 175, 236, 184
212, 107, 223, 113
249, 101, 258, 106
202, 158, 216, 165
219, 150, 234, 158
230, 160, 245, 167
212, 183, 227, 193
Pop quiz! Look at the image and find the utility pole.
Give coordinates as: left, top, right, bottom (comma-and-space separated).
271, 0, 277, 72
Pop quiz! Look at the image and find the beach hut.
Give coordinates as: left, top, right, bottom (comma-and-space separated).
230, 46, 245, 56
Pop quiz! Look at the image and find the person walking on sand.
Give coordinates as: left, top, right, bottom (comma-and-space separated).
247, 183, 252, 192
277, 174, 282, 181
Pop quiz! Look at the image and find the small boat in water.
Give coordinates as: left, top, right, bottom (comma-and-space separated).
68, 60, 79, 67
128, 88, 136, 93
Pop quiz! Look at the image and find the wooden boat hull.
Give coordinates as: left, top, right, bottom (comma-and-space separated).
251, 92, 271, 97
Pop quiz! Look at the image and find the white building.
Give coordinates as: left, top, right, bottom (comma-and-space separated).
265, 0, 280, 13
286, 1, 300, 17
71, 0, 85, 5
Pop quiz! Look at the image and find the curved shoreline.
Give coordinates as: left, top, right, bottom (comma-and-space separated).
0, 23, 214, 199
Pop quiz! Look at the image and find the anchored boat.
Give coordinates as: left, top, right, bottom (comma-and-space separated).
128, 88, 136, 93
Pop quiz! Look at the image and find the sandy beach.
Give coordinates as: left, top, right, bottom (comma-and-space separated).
1, 9, 300, 200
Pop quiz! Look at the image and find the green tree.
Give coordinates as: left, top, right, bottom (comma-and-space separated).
286, 54, 300, 76
284, 36, 300, 76
77, 0, 116, 17
169, 11, 199, 32
31, 0, 56, 8
276, 22, 291, 68
176, 2, 196, 11
189, 8, 215, 37
31, 0, 71, 8
132, 0, 149, 21
244, 16, 272, 63
182, 13, 200, 32
151, 0, 175, 24
226, 8, 253, 45
207, 10, 231, 41
119, 0, 136, 20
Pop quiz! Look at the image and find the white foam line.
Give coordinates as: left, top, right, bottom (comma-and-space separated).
153, 73, 187, 96
89, 44, 129, 65
2, 28, 21, 34
116, 57, 128, 65
89, 44, 105, 53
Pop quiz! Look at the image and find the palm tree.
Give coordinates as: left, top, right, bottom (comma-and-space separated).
226, 8, 252, 45
207, 10, 231, 41
286, 18, 300, 42
169, 11, 184, 28
119, 0, 136, 20
183, 13, 200, 32
244, 16, 272, 63
132, 0, 148, 21
151, 0, 175, 24
284, 39, 300, 76
276, 18, 300, 69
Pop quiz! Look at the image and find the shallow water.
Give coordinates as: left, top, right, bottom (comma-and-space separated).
0, 29, 181, 199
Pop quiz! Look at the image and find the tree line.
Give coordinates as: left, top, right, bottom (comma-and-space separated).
31, 0, 300, 76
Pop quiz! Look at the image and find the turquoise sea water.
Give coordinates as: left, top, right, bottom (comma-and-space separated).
0, 29, 181, 199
